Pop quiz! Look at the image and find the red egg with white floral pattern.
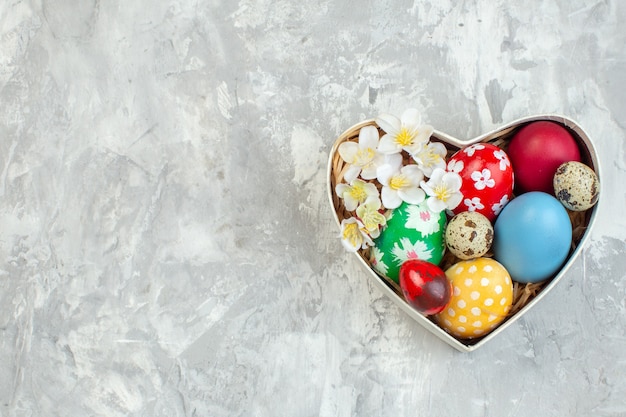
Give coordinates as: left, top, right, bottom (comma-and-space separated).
448, 143, 514, 222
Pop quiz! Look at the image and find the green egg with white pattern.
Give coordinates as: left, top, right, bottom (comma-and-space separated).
370, 198, 447, 284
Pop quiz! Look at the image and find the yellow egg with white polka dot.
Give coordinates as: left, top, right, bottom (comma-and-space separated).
435, 258, 513, 339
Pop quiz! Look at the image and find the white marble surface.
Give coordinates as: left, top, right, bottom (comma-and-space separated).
1, 0, 626, 416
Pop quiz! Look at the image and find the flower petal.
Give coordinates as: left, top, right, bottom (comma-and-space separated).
343, 194, 359, 211
381, 187, 402, 209
415, 124, 434, 142
360, 153, 386, 180
446, 192, 463, 210
360, 165, 378, 180
364, 194, 382, 210
361, 233, 374, 248
358, 125, 380, 149
343, 165, 360, 183
404, 141, 425, 157
400, 165, 425, 185
377, 134, 402, 154
385, 153, 403, 168
399, 187, 426, 205
442, 171, 463, 191
335, 183, 348, 196
428, 168, 446, 184
419, 180, 435, 196
430, 141, 447, 156
338, 141, 359, 163
427, 196, 447, 213
376, 164, 395, 187
341, 238, 359, 252
375, 113, 401, 135
419, 158, 446, 177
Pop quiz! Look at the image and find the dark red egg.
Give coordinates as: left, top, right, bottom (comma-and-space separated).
508, 121, 581, 194
448, 143, 514, 222
399, 259, 452, 315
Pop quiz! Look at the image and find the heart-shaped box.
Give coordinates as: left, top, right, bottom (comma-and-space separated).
327, 115, 600, 352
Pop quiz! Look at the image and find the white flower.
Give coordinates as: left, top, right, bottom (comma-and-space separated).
471, 169, 496, 190
447, 159, 464, 174
377, 155, 425, 209
338, 125, 385, 183
492, 194, 510, 215
391, 237, 433, 266
420, 168, 463, 213
335, 179, 379, 212
493, 149, 510, 171
356, 197, 386, 238
463, 144, 485, 157
340, 217, 373, 252
465, 197, 485, 211
375, 109, 433, 155
404, 201, 442, 236
412, 141, 447, 177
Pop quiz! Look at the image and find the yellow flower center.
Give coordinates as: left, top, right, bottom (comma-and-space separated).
353, 148, 375, 166
348, 183, 368, 202
342, 222, 362, 247
361, 209, 386, 232
422, 150, 438, 167
395, 127, 415, 147
434, 184, 451, 202
389, 174, 409, 190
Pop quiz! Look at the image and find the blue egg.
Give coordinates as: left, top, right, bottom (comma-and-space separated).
493, 192, 572, 283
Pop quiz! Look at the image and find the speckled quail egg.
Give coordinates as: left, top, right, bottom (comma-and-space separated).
553, 161, 600, 211
445, 211, 494, 260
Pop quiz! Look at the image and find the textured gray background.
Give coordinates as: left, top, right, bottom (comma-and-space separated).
1, 0, 626, 416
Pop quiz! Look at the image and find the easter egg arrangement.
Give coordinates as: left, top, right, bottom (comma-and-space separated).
328, 110, 601, 351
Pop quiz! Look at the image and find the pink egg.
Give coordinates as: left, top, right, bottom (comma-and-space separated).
507, 121, 581, 194
448, 143, 514, 222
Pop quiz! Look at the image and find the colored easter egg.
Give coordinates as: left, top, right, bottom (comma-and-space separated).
493, 191, 572, 283
435, 258, 513, 339
508, 121, 581, 194
399, 260, 452, 315
370, 198, 446, 284
448, 143, 514, 222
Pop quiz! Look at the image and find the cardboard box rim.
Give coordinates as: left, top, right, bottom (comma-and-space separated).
326, 114, 601, 352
